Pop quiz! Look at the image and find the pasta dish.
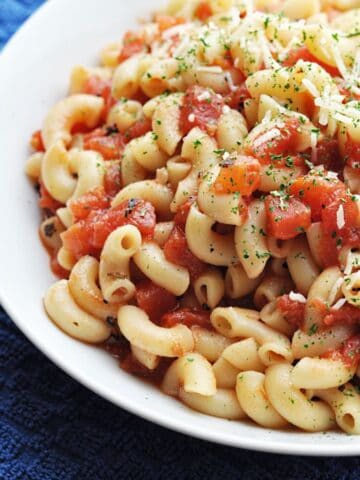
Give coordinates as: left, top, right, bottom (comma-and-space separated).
26, 0, 360, 434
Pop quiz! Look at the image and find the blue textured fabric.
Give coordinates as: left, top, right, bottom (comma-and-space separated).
1, 2, 360, 479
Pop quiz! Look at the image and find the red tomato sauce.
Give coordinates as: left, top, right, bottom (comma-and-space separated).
136, 280, 178, 324
118, 31, 147, 63
281, 46, 341, 77
265, 195, 311, 240
179, 85, 225, 136
161, 307, 211, 329
322, 334, 360, 368
62, 199, 156, 260
277, 295, 305, 328
163, 225, 205, 279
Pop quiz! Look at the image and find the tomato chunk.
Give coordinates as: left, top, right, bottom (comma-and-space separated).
213, 155, 260, 195
62, 199, 156, 260
289, 172, 345, 222
104, 162, 122, 197
281, 46, 340, 77
245, 118, 302, 164
69, 186, 110, 221
161, 308, 211, 328
163, 225, 205, 279
30, 130, 45, 152
322, 334, 360, 368
124, 116, 152, 142
136, 280, 178, 323
319, 191, 360, 267
277, 295, 305, 328
39, 181, 63, 213
194, 1, 213, 21
83, 127, 125, 160
173, 197, 196, 227
155, 15, 185, 32
345, 134, 360, 169
83, 75, 116, 119
179, 85, 225, 136
224, 83, 250, 110
265, 195, 311, 240
118, 31, 147, 63
311, 137, 342, 173
323, 303, 360, 327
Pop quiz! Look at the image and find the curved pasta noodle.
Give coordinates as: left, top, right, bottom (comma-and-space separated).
236, 371, 288, 429
192, 326, 233, 362
186, 204, 238, 266
291, 357, 356, 389
179, 388, 245, 420
99, 225, 142, 303
44, 280, 111, 343
118, 305, 194, 357
133, 241, 190, 295
152, 93, 184, 155
310, 385, 360, 435
162, 353, 216, 396
287, 237, 320, 296
42, 94, 104, 149
225, 263, 262, 299
193, 267, 225, 309
111, 180, 174, 220
264, 364, 336, 432
69, 256, 120, 321
235, 200, 270, 279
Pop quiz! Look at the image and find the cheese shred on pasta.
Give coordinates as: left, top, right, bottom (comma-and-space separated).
28, 0, 360, 435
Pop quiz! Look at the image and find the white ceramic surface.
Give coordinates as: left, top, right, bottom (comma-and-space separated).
0, 0, 359, 456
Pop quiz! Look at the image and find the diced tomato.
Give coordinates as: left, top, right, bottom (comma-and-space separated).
277, 295, 305, 328
30, 130, 45, 152
136, 280, 178, 323
245, 118, 302, 164
161, 307, 211, 328
289, 172, 345, 222
69, 186, 110, 221
38, 181, 63, 213
281, 46, 340, 78
312, 137, 342, 173
62, 199, 156, 260
125, 116, 152, 142
265, 195, 311, 240
104, 162, 122, 197
173, 197, 196, 227
323, 303, 360, 327
344, 134, 360, 169
213, 155, 260, 196
155, 14, 185, 32
83, 127, 125, 160
319, 192, 360, 267
322, 334, 360, 368
179, 85, 225, 136
194, 1, 213, 21
50, 251, 69, 279
83, 75, 116, 119
118, 31, 147, 63
224, 82, 250, 110
163, 225, 205, 279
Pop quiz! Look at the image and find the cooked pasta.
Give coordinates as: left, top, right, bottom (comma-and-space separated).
29, 0, 360, 435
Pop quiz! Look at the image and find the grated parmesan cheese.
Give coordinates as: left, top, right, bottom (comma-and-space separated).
302, 79, 320, 98
197, 66, 223, 74
289, 291, 307, 303
188, 113, 195, 123
336, 204, 345, 230
222, 105, 231, 115
332, 298, 347, 311
253, 128, 281, 149
310, 130, 318, 164
162, 23, 193, 40
197, 90, 211, 101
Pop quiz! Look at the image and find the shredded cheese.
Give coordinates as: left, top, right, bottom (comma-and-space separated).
289, 291, 307, 303
197, 65, 223, 74
332, 298, 347, 311
197, 90, 211, 101
336, 204, 345, 230
188, 113, 195, 123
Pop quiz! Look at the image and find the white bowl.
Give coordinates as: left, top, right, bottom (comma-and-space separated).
0, 0, 359, 456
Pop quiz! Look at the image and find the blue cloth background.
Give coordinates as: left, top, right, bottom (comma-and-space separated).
0, 2, 359, 478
